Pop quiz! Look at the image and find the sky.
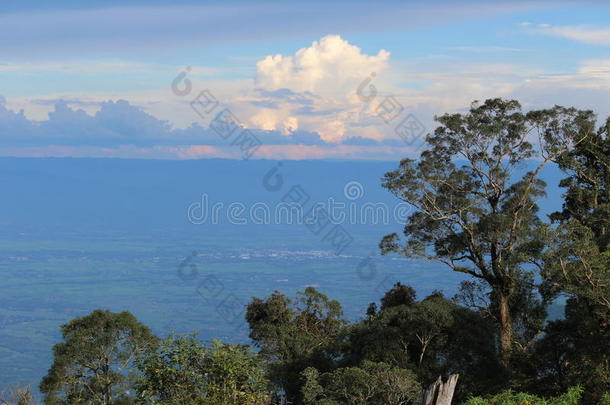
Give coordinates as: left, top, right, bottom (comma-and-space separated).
1, 0, 610, 160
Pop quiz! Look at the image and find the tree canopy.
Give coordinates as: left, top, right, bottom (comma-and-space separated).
40, 310, 158, 405
380, 98, 596, 365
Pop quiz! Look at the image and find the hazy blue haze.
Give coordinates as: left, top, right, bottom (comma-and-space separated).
0, 157, 565, 392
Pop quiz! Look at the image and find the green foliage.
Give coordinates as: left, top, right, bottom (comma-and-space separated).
544, 220, 610, 325
539, 117, 610, 401
40, 310, 158, 405
550, 117, 610, 248
246, 287, 346, 403
532, 297, 610, 402
463, 386, 583, 405
135, 335, 270, 405
381, 98, 595, 364
380, 282, 417, 310
348, 292, 456, 370
348, 290, 499, 399
301, 361, 421, 405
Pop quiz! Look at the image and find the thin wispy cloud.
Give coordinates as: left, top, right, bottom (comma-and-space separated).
536, 24, 610, 46
444, 46, 524, 53
0, 60, 154, 74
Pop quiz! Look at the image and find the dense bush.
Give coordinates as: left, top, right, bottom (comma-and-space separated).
463, 386, 584, 405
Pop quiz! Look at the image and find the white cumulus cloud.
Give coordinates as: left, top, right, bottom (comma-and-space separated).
255, 35, 390, 96
246, 35, 391, 142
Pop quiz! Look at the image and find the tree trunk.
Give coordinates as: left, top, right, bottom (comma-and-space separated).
498, 292, 512, 366
422, 374, 459, 405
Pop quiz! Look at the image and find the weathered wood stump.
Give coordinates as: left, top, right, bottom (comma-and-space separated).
422, 374, 459, 405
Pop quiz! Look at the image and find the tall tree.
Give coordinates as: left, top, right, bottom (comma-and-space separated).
380, 99, 595, 364
539, 117, 610, 400
40, 310, 158, 405
546, 117, 610, 325
550, 117, 610, 245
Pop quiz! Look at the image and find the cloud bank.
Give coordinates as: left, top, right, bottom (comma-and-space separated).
5, 28, 610, 160
0, 95, 419, 160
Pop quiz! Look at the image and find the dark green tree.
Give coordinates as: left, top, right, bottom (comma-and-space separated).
540, 222, 610, 400
546, 117, 610, 327
380, 282, 417, 310
538, 117, 610, 400
245, 287, 346, 404
550, 118, 610, 246
380, 98, 595, 365
40, 310, 158, 405
348, 291, 453, 372
533, 297, 610, 401
347, 289, 499, 399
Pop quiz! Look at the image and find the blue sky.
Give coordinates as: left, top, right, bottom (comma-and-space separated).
1, 0, 610, 159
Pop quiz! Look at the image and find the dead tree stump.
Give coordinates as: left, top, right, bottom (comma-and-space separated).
422, 374, 459, 405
